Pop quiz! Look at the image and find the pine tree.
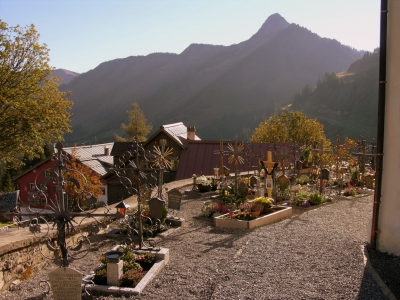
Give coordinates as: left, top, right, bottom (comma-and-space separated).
114, 102, 152, 142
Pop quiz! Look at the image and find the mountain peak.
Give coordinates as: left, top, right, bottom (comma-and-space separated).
248, 13, 289, 43
259, 13, 289, 33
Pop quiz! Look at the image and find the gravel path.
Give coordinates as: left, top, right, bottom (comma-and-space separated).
1, 191, 398, 300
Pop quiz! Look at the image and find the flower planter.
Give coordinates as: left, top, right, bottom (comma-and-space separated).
83, 247, 169, 296
213, 206, 292, 229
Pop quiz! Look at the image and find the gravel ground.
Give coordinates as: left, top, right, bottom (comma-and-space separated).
1, 191, 399, 300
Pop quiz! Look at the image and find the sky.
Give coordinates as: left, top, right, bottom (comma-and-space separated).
1, 0, 381, 74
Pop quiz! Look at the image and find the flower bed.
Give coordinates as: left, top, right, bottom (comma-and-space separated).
214, 205, 292, 229
83, 245, 169, 295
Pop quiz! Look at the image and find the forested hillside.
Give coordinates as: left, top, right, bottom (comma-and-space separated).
291, 51, 379, 140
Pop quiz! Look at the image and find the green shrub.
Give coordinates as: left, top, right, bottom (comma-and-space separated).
296, 175, 310, 185
309, 193, 324, 205
119, 268, 145, 287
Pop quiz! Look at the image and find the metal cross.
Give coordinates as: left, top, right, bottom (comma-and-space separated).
268, 142, 280, 161
311, 139, 332, 193
113, 137, 160, 249
227, 140, 245, 193
213, 139, 229, 177
6, 142, 126, 268
275, 146, 291, 176
244, 144, 255, 175
352, 138, 376, 188
151, 139, 177, 199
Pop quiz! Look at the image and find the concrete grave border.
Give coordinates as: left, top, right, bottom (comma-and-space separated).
82, 247, 169, 296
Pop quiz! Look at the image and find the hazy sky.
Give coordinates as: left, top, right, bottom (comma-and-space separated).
1, 0, 380, 74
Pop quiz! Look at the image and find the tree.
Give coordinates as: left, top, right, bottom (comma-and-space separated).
64, 149, 103, 210
0, 20, 72, 167
250, 111, 327, 147
114, 102, 152, 142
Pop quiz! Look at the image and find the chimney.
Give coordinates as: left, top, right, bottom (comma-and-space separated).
104, 147, 110, 156
187, 126, 196, 140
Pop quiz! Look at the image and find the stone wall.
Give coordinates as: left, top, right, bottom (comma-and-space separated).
0, 237, 54, 291
0, 220, 108, 292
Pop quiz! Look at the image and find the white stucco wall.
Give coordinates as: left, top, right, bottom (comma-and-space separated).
377, 0, 400, 255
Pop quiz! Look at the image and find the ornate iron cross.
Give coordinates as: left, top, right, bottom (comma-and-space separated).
227, 140, 245, 193
352, 138, 376, 188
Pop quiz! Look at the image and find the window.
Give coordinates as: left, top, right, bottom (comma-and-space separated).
99, 186, 106, 195
29, 183, 36, 190
44, 170, 51, 177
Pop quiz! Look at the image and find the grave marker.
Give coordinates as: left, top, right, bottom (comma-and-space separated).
167, 189, 182, 211
260, 151, 280, 198
277, 175, 289, 192
227, 140, 245, 194
352, 138, 376, 188
321, 168, 330, 180
213, 139, 229, 177
148, 197, 166, 219
48, 267, 83, 300
249, 176, 258, 187
311, 139, 332, 193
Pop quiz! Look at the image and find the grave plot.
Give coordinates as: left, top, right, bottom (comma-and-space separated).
83, 244, 170, 296
214, 205, 292, 229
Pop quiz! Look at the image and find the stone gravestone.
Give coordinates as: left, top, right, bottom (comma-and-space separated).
249, 176, 257, 187
48, 267, 83, 300
277, 175, 289, 191
167, 188, 182, 211
238, 182, 248, 196
148, 197, 166, 220
321, 168, 330, 180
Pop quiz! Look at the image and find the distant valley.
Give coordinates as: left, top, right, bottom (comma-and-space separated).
55, 13, 377, 145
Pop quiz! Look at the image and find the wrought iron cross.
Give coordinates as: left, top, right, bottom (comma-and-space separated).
213, 139, 229, 177
275, 146, 291, 176
151, 139, 177, 199
227, 140, 245, 193
311, 139, 332, 193
7, 142, 126, 268
352, 138, 376, 188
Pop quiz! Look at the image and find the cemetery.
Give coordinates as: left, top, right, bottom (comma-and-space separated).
0, 136, 392, 299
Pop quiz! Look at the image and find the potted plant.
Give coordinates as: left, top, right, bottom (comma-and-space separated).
249, 203, 263, 216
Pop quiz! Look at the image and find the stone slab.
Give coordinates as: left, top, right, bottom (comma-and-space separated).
49, 267, 83, 300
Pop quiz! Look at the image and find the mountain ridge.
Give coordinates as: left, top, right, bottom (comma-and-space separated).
59, 13, 364, 144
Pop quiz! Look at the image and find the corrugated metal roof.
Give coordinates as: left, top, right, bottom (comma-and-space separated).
175, 141, 301, 180
161, 122, 200, 146
110, 142, 133, 156
62, 142, 114, 176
